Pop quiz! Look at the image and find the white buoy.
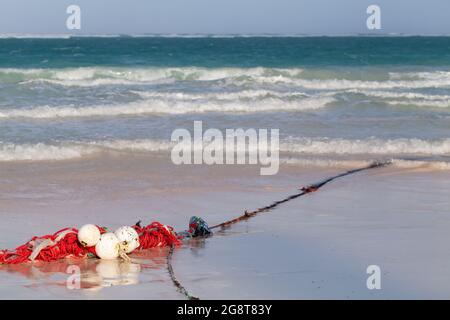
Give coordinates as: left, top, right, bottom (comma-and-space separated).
78, 224, 101, 247
95, 233, 120, 259
114, 226, 140, 254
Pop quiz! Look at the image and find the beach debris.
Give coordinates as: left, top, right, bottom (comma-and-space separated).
0, 221, 184, 264
177, 216, 212, 239
133, 222, 182, 249
0, 161, 391, 265
78, 224, 102, 247
114, 226, 140, 254
0, 161, 391, 300
95, 233, 121, 260
0, 228, 91, 264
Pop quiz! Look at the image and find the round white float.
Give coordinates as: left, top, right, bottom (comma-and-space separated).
77, 224, 101, 247
95, 233, 120, 259
114, 226, 140, 254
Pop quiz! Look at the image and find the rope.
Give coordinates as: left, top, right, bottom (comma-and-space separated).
167, 244, 199, 300
0, 160, 391, 299
166, 160, 391, 299
0, 228, 92, 264
211, 160, 391, 230
133, 221, 182, 249
0, 222, 181, 265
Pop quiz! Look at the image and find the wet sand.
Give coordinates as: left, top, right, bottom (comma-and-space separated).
1, 153, 450, 299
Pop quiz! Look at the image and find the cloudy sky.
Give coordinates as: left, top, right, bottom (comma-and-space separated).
0, 0, 448, 35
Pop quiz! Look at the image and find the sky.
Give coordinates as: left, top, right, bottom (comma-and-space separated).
0, 0, 449, 35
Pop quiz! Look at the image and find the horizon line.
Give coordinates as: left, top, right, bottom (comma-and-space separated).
2, 33, 450, 39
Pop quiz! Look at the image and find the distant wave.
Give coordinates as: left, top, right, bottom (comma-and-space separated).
1, 138, 449, 164
0, 34, 74, 39
0, 96, 333, 118
1, 67, 305, 86
2, 34, 450, 39
0, 33, 310, 39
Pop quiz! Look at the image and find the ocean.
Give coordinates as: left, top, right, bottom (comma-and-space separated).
0, 36, 449, 168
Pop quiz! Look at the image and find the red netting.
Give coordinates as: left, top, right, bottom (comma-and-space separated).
0, 222, 181, 265
133, 222, 182, 249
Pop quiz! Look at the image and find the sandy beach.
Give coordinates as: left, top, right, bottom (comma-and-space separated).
1, 153, 449, 299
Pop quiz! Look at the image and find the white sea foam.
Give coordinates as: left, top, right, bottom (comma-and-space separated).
0, 67, 304, 86
1, 138, 449, 165
347, 89, 450, 108
348, 89, 450, 101
0, 140, 172, 161
133, 89, 309, 101
281, 157, 450, 171
391, 159, 450, 170
280, 157, 373, 168
3, 67, 450, 94
0, 143, 97, 161
389, 71, 450, 81
88, 139, 173, 152
280, 138, 450, 155
386, 100, 450, 108
0, 96, 334, 119
244, 77, 450, 90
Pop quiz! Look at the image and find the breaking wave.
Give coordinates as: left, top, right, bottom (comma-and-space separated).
0, 96, 333, 118
281, 157, 450, 170
281, 137, 450, 155
1, 138, 449, 169
2, 67, 450, 113
0, 67, 304, 86
1, 67, 450, 91
0, 140, 172, 161
349, 90, 450, 108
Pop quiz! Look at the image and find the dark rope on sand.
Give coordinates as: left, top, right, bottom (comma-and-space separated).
167, 160, 392, 299
210, 160, 392, 230
167, 244, 199, 300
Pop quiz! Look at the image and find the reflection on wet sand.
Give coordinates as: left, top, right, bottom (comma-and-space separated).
83, 260, 141, 290
0, 247, 170, 291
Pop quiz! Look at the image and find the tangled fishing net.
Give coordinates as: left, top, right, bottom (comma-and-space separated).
0, 217, 211, 265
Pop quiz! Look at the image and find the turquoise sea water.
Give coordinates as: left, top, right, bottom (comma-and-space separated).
0, 36, 449, 167
2, 37, 450, 68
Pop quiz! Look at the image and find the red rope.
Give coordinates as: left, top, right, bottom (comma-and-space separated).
0, 223, 180, 265
133, 222, 182, 249
0, 228, 87, 264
